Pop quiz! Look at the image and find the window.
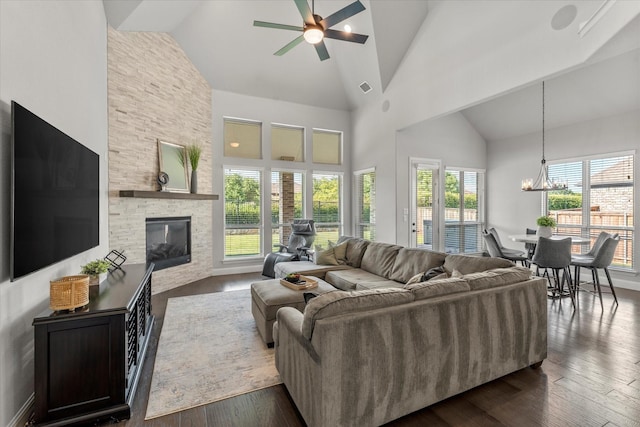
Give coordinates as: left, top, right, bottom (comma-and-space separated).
354, 169, 375, 240
548, 154, 634, 270
224, 168, 262, 258
224, 118, 261, 159
313, 172, 342, 248
445, 169, 484, 254
271, 125, 304, 161
271, 170, 305, 251
312, 129, 341, 164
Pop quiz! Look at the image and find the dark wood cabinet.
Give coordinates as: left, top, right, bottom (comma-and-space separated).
33, 263, 154, 426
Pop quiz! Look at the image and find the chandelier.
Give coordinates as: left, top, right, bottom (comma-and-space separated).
521, 81, 567, 192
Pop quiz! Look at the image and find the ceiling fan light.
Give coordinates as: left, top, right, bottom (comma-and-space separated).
303, 25, 324, 44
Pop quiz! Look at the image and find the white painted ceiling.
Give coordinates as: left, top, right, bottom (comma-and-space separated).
103, 0, 640, 140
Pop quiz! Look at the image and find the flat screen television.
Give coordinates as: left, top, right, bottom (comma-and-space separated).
11, 101, 99, 281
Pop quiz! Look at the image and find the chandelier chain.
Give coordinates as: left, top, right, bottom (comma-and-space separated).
542, 81, 545, 162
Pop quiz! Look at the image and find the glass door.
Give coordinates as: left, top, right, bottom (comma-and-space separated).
410, 159, 439, 249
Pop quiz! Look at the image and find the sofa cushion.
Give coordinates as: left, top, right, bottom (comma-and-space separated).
301, 288, 414, 339
325, 268, 388, 291
274, 261, 351, 279
463, 266, 533, 291
344, 238, 370, 268
443, 254, 514, 275
389, 248, 447, 283
360, 242, 403, 278
404, 277, 470, 300
355, 280, 406, 290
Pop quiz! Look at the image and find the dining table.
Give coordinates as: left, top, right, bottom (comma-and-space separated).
508, 234, 591, 245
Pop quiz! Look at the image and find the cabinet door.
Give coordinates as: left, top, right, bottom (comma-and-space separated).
34, 314, 126, 423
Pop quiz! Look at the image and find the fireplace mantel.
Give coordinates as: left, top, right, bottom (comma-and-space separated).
119, 190, 218, 200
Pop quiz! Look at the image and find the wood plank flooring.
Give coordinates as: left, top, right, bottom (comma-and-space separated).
109, 273, 640, 427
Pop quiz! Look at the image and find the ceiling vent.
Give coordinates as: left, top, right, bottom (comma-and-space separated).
359, 81, 372, 94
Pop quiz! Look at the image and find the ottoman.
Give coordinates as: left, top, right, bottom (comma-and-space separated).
251, 277, 335, 345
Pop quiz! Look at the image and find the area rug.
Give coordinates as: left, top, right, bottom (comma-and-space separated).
145, 289, 281, 420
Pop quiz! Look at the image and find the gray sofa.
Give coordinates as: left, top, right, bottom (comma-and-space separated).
272, 237, 548, 426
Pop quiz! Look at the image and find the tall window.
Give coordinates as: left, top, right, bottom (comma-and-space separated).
224, 118, 261, 159
445, 169, 484, 254
313, 173, 342, 248
312, 129, 341, 165
271, 125, 304, 161
354, 169, 375, 240
548, 154, 634, 269
224, 168, 262, 258
271, 170, 304, 250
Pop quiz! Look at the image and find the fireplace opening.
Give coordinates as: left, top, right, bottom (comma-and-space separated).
145, 216, 191, 271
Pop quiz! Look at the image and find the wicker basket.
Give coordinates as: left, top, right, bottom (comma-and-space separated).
50, 275, 90, 311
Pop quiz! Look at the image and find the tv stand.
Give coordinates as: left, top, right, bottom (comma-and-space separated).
32, 263, 154, 426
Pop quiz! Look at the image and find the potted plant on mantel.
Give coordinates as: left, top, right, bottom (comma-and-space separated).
536, 215, 557, 238
185, 143, 202, 194
81, 259, 111, 286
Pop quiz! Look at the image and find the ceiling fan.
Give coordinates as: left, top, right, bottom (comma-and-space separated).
254, 0, 369, 61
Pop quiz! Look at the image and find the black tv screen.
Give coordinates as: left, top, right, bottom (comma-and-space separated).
11, 101, 99, 281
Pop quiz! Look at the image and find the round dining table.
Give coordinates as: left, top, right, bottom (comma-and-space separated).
508, 234, 591, 245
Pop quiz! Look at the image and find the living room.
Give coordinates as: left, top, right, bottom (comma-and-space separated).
1, 1, 639, 426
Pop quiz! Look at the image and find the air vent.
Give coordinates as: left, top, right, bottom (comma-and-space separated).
359, 81, 372, 93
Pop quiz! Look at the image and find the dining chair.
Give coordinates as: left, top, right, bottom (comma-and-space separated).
487, 227, 526, 257
571, 235, 620, 308
482, 231, 529, 266
525, 228, 537, 259
531, 237, 575, 308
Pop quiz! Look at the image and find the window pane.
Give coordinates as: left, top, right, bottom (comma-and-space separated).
313, 173, 341, 248
271, 171, 304, 250
354, 171, 375, 240
272, 125, 304, 161
547, 155, 634, 270
446, 170, 483, 254
224, 119, 261, 159
313, 130, 341, 165
415, 166, 435, 249
224, 168, 262, 257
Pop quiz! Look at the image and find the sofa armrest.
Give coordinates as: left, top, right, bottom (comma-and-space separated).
275, 307, 320, 363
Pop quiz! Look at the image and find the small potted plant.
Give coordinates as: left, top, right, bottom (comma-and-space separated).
536, 215, 556, 238
81, 259, 111, 285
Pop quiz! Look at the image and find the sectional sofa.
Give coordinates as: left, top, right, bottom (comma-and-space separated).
271, 237, 548, 427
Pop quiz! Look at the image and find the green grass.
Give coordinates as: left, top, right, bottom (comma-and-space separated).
224, 230, 342, 257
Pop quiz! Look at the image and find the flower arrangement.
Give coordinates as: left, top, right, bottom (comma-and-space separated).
536, 216, 557, 228
80, 259, 110, 276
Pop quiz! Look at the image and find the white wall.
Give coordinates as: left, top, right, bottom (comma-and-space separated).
0, 1, 108, 425
351, 0, 640, 246
395, 113, 487, 247
487, 110, 640, 290
210, 90, 352, 274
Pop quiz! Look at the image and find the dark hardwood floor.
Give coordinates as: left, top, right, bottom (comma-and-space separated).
112, 273, 640, 427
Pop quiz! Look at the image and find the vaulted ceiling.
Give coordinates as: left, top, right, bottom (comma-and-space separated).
103, 0, 640, 141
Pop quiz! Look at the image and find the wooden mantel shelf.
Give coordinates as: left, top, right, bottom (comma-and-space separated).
119, 190, 219, 200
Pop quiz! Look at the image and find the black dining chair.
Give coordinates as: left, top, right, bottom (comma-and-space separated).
531, 236, 575, 308
525, 228, 537, 259
571, 235, 620, 308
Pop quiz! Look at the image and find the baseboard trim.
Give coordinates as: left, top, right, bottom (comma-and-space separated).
211, 264, 262, 276
9, 393, 34, 427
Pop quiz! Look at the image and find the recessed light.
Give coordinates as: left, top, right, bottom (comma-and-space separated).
344, 24, 352, 33
230, 142, 240, 148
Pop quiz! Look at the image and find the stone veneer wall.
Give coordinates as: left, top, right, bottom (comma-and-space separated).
107, 27, 213, 294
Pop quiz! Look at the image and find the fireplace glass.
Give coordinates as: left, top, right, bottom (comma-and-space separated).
146, 216, 191, 271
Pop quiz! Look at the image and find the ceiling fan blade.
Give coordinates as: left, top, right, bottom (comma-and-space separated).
320, 0, 365, 29
314, 40, 330, 61
254, 21, 303, 32
324, 29, 368, 44
293, 0, 314, 24
275, 35, 305, 56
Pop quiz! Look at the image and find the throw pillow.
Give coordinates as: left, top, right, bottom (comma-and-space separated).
315, 247, 339, 265
405, 266, 448, 285
451, 269, 464, 278
332, 241, 348, 264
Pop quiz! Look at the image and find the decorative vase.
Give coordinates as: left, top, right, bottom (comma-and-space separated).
191, 170, 198, 194
536, 226, 552, 238
89, 272, 107, 286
